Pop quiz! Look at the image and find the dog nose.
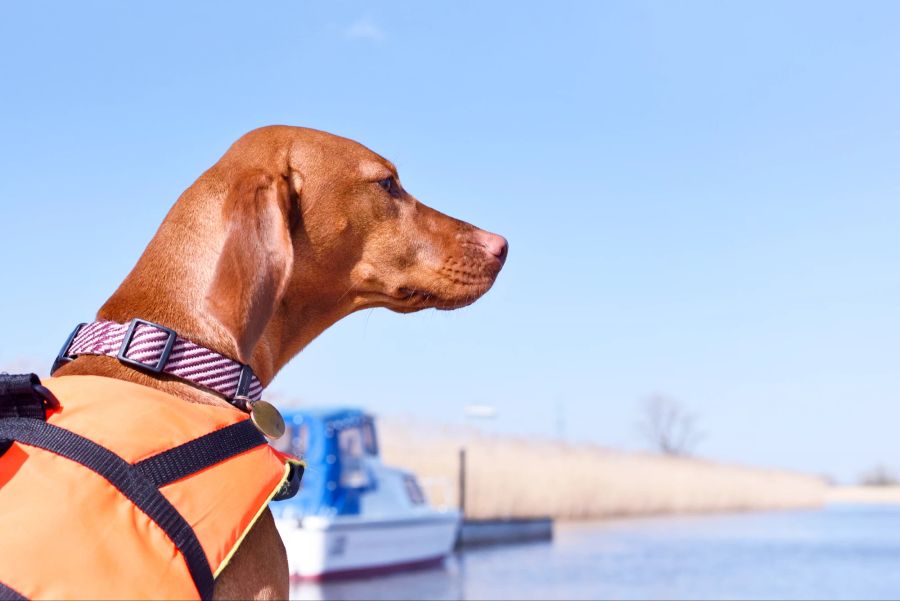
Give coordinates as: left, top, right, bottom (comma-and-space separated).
475, 230, 508, 265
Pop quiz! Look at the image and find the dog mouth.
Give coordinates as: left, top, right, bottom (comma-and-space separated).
390, 254, 505, 312
375, 288, 447, 312
355, 253, 505, 314
358, 282, 489, 314
396, 287, 474, 311
397, 287, 431, 303
390, 278, 494, 313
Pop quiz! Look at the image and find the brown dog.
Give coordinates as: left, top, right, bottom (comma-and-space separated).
54, 125, 507, 599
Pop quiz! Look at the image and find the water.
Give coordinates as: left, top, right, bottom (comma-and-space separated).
291, 505, 900, 600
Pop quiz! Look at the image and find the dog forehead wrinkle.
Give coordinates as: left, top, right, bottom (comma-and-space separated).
358, 160, 394, 180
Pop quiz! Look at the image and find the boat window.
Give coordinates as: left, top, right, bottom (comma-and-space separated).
403, 474, 426, 505
361, 419, 378, 456
338, 427, 371, 489
293, 424, 309, 456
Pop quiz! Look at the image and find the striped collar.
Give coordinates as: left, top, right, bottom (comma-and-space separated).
51, 319, 263, 409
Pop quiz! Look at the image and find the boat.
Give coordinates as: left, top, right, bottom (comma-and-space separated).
270, 408, 461, 580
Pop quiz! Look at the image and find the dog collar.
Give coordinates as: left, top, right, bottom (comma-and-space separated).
51, 319, 264, 408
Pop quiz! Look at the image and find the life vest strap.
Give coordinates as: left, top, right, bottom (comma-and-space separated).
0, 581, 26, 601
0, 374, 54, 421
0, 418, 215, 600
134, 420, 266, 487
273, 461, 305, 501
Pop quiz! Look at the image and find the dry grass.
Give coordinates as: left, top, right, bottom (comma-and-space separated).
827, 486, 900, 505
378, 417, 827, 520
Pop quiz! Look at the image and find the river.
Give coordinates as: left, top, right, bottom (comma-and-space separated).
292, 505, 900, 600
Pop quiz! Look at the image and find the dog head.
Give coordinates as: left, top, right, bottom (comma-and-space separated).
204, 126, 507, 368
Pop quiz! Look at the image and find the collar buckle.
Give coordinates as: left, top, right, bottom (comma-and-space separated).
51, 322, 86, 374
232, 364, 255, 411
117, 319, 177, 374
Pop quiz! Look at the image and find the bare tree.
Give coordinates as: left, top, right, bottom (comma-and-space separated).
638, 394, 704, 456
859, 465, 899, 487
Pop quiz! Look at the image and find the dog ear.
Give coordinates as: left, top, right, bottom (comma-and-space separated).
206, 169, 299, 363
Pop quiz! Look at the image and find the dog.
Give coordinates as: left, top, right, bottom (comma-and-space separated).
53, 125, 507, 599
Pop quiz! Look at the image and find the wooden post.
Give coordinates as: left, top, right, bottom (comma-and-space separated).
458, 446, 466, 518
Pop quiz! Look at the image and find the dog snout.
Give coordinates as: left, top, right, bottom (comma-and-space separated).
474, 229, 509, 266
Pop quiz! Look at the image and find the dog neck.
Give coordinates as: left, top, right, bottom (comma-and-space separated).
55, 176, 354, 409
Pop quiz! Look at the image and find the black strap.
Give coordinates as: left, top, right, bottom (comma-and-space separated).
273, 462, 305, 501
0, 374, 46, 420
135, 420, 266, 487
0, 419, 214, 601
0, 581, 26, 601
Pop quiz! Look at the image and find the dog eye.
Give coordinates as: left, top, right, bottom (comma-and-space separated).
377, 177, 395, 194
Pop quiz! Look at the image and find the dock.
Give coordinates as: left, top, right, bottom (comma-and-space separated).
455, 517, 553, 548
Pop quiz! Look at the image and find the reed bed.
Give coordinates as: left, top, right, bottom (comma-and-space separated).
826, 486, 900, 505
378, 418, 827, 520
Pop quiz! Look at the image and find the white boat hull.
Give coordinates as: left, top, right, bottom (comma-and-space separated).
277, 511, 461, 579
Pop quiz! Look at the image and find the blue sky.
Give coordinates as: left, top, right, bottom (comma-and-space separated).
1, 1, 899, 482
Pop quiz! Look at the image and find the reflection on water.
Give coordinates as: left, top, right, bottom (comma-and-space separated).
292, 505, 900, 600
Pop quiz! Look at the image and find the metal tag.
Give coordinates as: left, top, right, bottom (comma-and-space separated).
249, 400, 286, 440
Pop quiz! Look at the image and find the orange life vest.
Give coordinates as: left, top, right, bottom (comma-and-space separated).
0, 374, 303, 600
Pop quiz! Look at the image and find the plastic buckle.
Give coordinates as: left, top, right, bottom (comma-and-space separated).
117, 319, 177, 374
51, 322, 86, 374
32, 383, 60, 411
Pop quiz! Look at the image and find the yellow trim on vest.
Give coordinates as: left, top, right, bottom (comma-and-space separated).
213, 458, 306, 579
